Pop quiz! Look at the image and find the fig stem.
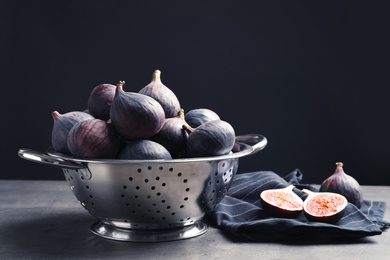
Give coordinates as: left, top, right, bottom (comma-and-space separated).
302, 189, 313, 195
286, 184, 295, 191
335, 162, 343, 168
178, 108, 185, 118
152, 70, 161, 81
116, 81, 125, 88
51, 111, 61, 120
182, 122, 194, 134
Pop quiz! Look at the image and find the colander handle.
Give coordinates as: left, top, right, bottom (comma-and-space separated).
235, 134, 268, 154
18, 148, 86, 169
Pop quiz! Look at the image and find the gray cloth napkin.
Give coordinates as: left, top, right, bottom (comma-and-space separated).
206, 170, 390, 242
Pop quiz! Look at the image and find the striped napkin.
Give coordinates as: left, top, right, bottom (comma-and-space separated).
206, 170, 390, 242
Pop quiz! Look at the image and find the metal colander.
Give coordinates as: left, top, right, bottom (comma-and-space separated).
18, 134, 267, 242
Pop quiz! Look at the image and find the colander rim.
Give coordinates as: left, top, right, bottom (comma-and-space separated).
46, 140, 257, 164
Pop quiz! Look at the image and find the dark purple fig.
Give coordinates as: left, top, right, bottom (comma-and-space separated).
185, 108, 220, 128
118, 140, 172, 160
150, 109, 188, 158
319, 162, 363, 208
260, 185, 303, 218
67, 119, 121, 159
138, 70, 181, 118
87, 83, 117, 120
302, 189, 348, 223
183, 119, 235, 158
109, 82, 165, 141
51, 111, 94, 154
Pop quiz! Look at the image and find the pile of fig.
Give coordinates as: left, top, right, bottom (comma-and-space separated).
260, 162, 363, 223
51, 70, 236, 160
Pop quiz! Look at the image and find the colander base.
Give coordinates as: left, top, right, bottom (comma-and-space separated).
90, 220, 209, 242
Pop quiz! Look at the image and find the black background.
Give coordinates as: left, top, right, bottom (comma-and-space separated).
1, 0, 389, 185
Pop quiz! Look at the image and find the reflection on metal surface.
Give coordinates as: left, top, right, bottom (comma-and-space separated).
91, 220, 209, 242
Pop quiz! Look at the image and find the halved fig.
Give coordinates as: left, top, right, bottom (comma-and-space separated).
302, 189, 348, 223
260, 185, 304, 218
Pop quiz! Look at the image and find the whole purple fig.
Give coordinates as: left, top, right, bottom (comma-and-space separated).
67, 119, 121, 159
319, 162, 364, 208
150, 109, 188, 158
87, 83, 117, 120
185, 108, 220, 128
51, 111, 94, 154
138, 70, 181, 118
184, 119, 235, 158
110, 82, 165, 141
118, 140, 172, 160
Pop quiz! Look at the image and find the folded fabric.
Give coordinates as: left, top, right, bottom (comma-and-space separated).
206, 170, 390, 242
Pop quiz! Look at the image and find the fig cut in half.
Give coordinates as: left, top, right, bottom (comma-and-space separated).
302, 189, 348, 223
260, 185, 304, 218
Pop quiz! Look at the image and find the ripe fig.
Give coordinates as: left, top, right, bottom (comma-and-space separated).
319, 162, 363, 208
87, 83, 117, 120
260, 185, 303, 218
51, 110, 94, 154
138, 70, 181, 118
118, 140, 172, 160
67, 119, 121, 159
184, 119, 235, 158
109, 81, 165, 140
185, 108, 220, 128
150, 109, 188, 158
302, 189, 348, 223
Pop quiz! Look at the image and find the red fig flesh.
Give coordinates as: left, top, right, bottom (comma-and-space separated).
260, 185, 303, 218
302, 189, 347, 223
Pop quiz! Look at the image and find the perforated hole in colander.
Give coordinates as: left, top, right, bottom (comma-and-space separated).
116, 164, 195, 227
61, 157, 240, 232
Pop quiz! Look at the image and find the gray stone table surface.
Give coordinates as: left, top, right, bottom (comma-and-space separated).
0, 180, 389, 260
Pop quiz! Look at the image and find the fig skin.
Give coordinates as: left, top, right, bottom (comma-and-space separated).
51, 111, 94, 154
319, 162, 363, 209
185, 108, 220, 128
150, 109, 188, 158
184, 119, 235, 158
109, 82, 165, 141
118, 140, 172, 160
67, 119, 121, 159
302, 189, 348, 223
138, 70, 181, 118
260, 185, 304, 218
87, 83, 117, 120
